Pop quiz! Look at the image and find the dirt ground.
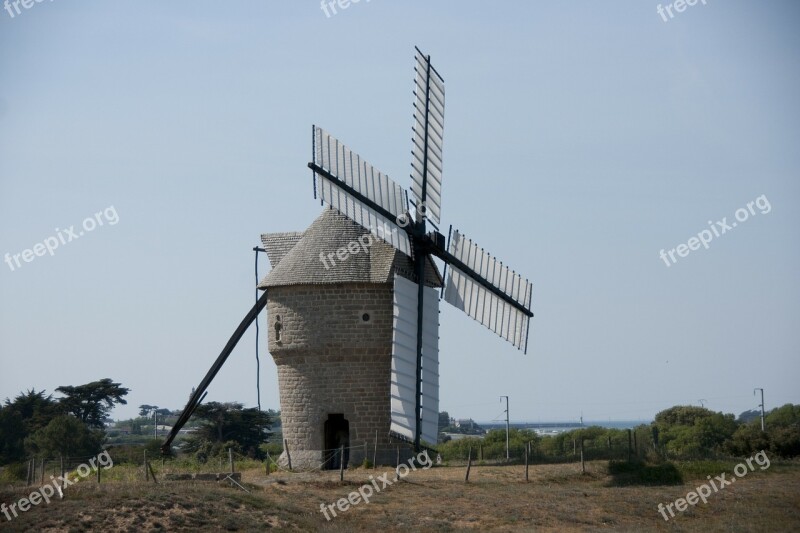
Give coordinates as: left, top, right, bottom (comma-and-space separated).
1, 460, 798, 531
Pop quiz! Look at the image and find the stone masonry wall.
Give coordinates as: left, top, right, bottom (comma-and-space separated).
267, 283, 396, 468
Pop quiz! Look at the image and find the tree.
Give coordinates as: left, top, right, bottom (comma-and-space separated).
56, 378, 129, 428
185, 402, 271, 458
0, 390, 61, 464
25, 415, 104, 458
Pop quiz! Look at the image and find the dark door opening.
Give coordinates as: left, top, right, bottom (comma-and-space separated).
324, 414, 350, 470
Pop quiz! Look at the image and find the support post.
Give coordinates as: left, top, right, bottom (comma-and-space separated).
265, 452, 270, 476
465, 447, 472, 482
627, 429, 632, 461
395, 446, 400, 481
580, 438, 585, 474
144, 450, 149, 481
60, 455, 65, 495
373, 430, 378, 468
524, 446, 529, 482
228, 447, 234, 474
283, 439, 292, 471
41, 458, 46, 484
339, 445, 345, 481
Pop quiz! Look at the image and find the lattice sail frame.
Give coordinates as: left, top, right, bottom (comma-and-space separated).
313, 126, 412, 256
410, 48, 445, 225
443, 230, 533, 352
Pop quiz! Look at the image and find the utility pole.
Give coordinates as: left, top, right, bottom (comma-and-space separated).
500, 396, 509, 460
754, 388, 765, 432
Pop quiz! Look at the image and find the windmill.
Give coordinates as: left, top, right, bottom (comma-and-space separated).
162, 47, 534, 457
307, 46, 534, 450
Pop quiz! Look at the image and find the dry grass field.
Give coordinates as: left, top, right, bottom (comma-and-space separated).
1, 460, 799, 532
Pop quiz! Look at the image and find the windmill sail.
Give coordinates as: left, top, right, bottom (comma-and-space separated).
312, 126, 412, 257
390, 274, 440, 445
410, 48, 445, 225
443, 230, 533, 352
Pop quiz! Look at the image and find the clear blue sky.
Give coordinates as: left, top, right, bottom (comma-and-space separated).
1, 1, 798, 424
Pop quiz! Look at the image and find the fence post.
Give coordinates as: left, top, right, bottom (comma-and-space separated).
283, 439, 292, 471
41, 458, 46, 484
144, 449, 149, 481
228, 448, 234, 474
479, 445, 483, 462
580, 438, 585, 474
339, 445, 345, 481
524, 446, 529, 482
395, 446, 400, 481
465, 447, 472, 482
633, 431, 638, 457
265, 452, 270, 476
373, 430, 378, 468
60, 455, 65, 496
627, 429, 632, 461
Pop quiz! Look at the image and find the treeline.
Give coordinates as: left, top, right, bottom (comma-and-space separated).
438, 404, 800, 462
0, 381, 276, 478
0, 379, 129, 464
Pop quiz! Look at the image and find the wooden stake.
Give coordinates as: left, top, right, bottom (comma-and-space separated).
395, 446, 400, 481
265, 452, 270, 476
283, 439, 292, 471
373, 430, 378, 468
580, 438, 585, 474
228, 448, 234, 474
60, 455, 65, 496
144, 449, 149, 481
148, 462, 158, 483
627, 429, 632, 461
41, 458, 46, 484
339, 445, 345, 481
465, 447, 472, 482
524, 447, 529, 482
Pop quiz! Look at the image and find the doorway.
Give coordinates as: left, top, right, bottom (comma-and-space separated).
324, 414, 350, 470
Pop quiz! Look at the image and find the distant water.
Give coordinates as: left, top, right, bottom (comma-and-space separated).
479, 420, 649, 435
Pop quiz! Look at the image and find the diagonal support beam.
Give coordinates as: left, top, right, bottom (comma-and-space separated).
161, 290, 270, 454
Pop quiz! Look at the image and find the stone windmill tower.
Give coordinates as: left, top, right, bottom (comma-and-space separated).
161, 48, 534, 468
258, 209, 441, 468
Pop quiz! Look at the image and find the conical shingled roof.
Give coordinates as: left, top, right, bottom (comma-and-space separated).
258, 208, 442, 289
